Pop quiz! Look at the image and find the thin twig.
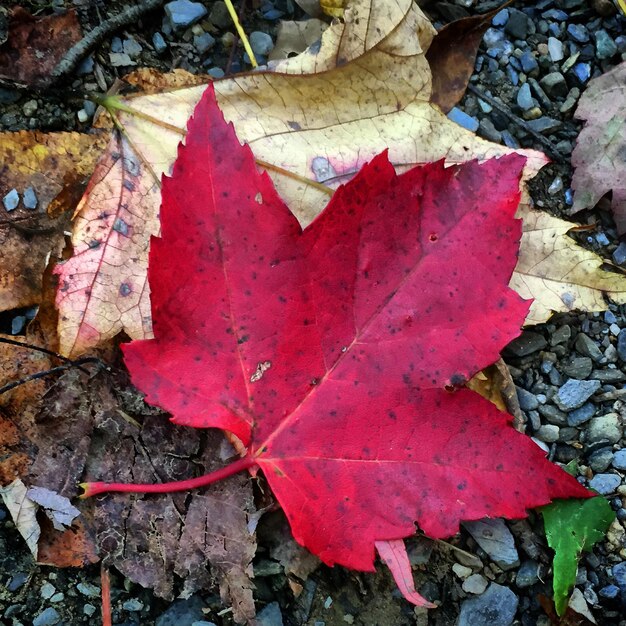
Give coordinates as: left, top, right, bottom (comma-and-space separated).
0, 337, 93, 373
0, 358, 102, 395
466, 83, 566, 163
101, 565, 112, 626
44, 0, 166, 88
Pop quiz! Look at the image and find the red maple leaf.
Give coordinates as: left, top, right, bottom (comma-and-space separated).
83, 85, 591, 606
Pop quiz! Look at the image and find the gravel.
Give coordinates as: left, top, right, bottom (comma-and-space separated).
554, 379, 601, 411
457, 583, 518, 626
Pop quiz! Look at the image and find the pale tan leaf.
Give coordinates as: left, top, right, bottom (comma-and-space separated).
0, 478, 40, 558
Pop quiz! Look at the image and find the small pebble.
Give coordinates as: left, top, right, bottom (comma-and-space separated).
41, 582, 56, 599
589, 473, 621, 495
612, 450, 626, 470
447, 107, 479, 132
3, 188, 19, 211
555, 379, 601, 411
165, 0, 208, 30
76, 582, 100, 598
516, 82, 534, 110
463, 574, 488, 595
250, 31, 274, 57
612, 242, 626, 266
153, 32, 168, 54
123, 38, 143, 59
23, 186, 37, 209
123, 599, 145, 611
595, 29, 618, 59
567, 23, 589, 43
194, 32, 216, 53
33, 608, 61, 626
587, 413, 622, 444
548, 37, 564, 62
83, 604, 96, 616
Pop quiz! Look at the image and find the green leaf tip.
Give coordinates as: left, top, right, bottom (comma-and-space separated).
541, 496, 615, 615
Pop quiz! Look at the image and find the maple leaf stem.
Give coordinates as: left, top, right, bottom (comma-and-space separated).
79, 455, 256, 498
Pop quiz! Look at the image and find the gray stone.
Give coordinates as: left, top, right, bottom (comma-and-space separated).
33, 608, 61, 626
590, 369, 625, 383
492, 9, 508, 27
257, 602, 284, 626
207, 67, 225, 78
505, 8, 530, 39
192, 622, 218, 626
516, 387, 538, 411
76, 582, 100, 598
575, 334, 603, 361
551, 325, 571, 346
538, 404, 567, 426
463, 574, 488, 594
567, 402, 596, 427
536, 424, 560, 443
23, 186, 37, 209
595, 30, 618, 59
0, 87, 21, 103
123, 38, 143, 59
506, 331, 547, 357
448, 107, 479, 132
516, 83, 534, 110
23, 99, 38, 116
572, 62, 591, 84
123, 599, 144, 611
599, 584, 620, 599
515, 560, 539, 587
554, 379, 600, 411
567, 23, 589, 43
165, 0, 208, 30
587, 413, 622, 444
111, 36, 123, 53
561, 356, 592, 379
614, 562, 626, 589
547, 37, 564, 62
194, 32, 216, 53
209, 1, 231, 29
463, 519, 519, 570
156, 596, 206, 626
528, 78, 551, 109
526, 116, 561, 134
617, 329, 626, 361
478, 118, 501, 143
250, 31, 274, 57
589, 473, 621, 495
613, 242, 626, 266
152, 32, 167, 54
3, 188, 19, 211
483, 27, 505, 48
520, 50, 538, 73
457, 583, 518, 626
539, 72, 568, 98
612, 449, 626, 470
109, 52, 135, 67
588, 448, 614, 473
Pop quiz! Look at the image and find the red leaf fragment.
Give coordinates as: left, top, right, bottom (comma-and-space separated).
121, 86, 592, 600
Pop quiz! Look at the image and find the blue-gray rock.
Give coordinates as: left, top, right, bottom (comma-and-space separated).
596, 232, 610, 246
516, 83, 534, 110
33, 608, 61, 626
207, 67, 225, 78
506, 331, 547, 357
612, 449, 626, 470
156, 596, 206, 626
595, 30, 617, 59
194, 32, 215, 53
617, 329, 626, 361
123, 38, 143, 59
543, 8, 568, 20
463, 519, 519, 570
501, 130, 519, 149
589, 473, 620, 495
0, 87, 21, 103
520, 50, 538, 73
599, 584, 620, 599
572, 62, 591, 84
457, 583, 518, 626
539, 404, 567, 426
111, 36, 123, 53
492, 9, 509, 27
250, 31, 274, 57
588, 448, 614, 473
536, 424, 560, 443
516, 386, 538, 411
587, 413, 622, 444
447, 107, 479, 132
209, 1, 231, 29
613, 562, 626, 589
569, 391, 591, 426
152, 32, 167, 54
191, 622, 218, 626
3, 189, 19, 211
23, 186, 37, 209
539, 72, 567, 98
165, 0, 208, 30
515, 560, 539, 588
478, 118, 501, 143
554, 379, 601, 411
567, 23, 589, 43
526, 117, 561, 134
547, 37, 564, 62
257, 602, 283, 626
77, 55, 94, 75
11, 315, 26, 335
505, 8, 529, 39
483, 27, 505, 48
613, 242, 626, 266
76, 582, 100, 597
575, 333, 603, 361
591, 369, 625, 383
8, 572, 28, 591
605, 310, 618, 324
562, 356, 592, 379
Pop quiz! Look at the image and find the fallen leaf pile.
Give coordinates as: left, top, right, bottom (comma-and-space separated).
0, 0, 624, 620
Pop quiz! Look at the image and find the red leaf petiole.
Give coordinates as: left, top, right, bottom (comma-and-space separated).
79, 455, 256, 498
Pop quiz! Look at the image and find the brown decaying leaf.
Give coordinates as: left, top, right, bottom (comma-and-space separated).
569, 60, 626, 236
0, 7, 82, 88
427, 1, 514, 113
82, 406, 256, 621
0, 131, 106, 314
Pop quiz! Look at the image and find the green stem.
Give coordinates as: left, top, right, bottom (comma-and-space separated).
80, 455, 256, 498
